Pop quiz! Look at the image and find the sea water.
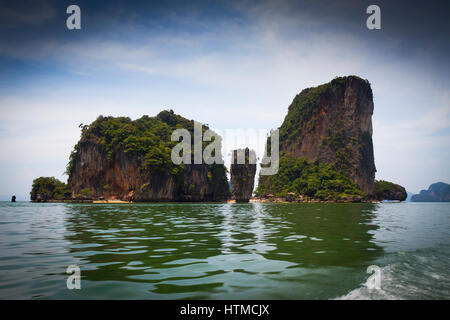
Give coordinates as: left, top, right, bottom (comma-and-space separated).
0, 202, 448, 299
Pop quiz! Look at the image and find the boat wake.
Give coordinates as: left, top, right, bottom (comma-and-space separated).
336, 250, 450, 300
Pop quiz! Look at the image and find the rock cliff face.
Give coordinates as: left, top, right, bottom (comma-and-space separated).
278, 76, 376, 195
230, 148, 256, 203
411, 182, 450, 202
67, 111, 230, 202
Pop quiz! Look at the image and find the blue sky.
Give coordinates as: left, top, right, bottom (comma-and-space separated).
0, 0, 449, 200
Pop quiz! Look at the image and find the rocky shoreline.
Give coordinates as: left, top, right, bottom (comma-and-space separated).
32, 197, 380, 204
249, 197, 379, 204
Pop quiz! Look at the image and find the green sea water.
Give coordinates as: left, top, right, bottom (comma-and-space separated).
0, 202, 449, 299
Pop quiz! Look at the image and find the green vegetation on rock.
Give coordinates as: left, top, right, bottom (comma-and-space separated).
67, 110, 192, 176
30, 177, 71, 201
67, 110, 225, 181
279, 83, 329, 144
374, 180, 407, 201
256, 154, 366, 201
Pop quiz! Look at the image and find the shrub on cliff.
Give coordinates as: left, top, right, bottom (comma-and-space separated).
256, 155, 366, 200
30, 177, 71, 201
66, 110, 218, 178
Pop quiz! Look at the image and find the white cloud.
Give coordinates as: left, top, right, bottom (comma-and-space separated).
373, 92, 450, 192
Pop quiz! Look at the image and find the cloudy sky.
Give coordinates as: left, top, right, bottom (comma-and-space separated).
0, 0, 449, 200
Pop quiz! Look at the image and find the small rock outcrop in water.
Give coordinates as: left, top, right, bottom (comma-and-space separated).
67, 110, 230, 202
230, 148, 256, 203
257, 76, 376, 200
375, 180, 407, 201
11, 195, 16, 202
411, 182, 450, 202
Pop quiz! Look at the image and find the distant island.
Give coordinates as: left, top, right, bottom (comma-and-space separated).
411, 182, 450, 202
30, 76, 407, 203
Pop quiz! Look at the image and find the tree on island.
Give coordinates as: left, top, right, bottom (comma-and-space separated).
30, 177, 71, 202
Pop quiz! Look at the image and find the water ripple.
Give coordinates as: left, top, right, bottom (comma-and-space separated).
0, 202, 448, 299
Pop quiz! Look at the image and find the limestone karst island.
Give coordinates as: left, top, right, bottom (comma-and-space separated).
30, 76, 407, 203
